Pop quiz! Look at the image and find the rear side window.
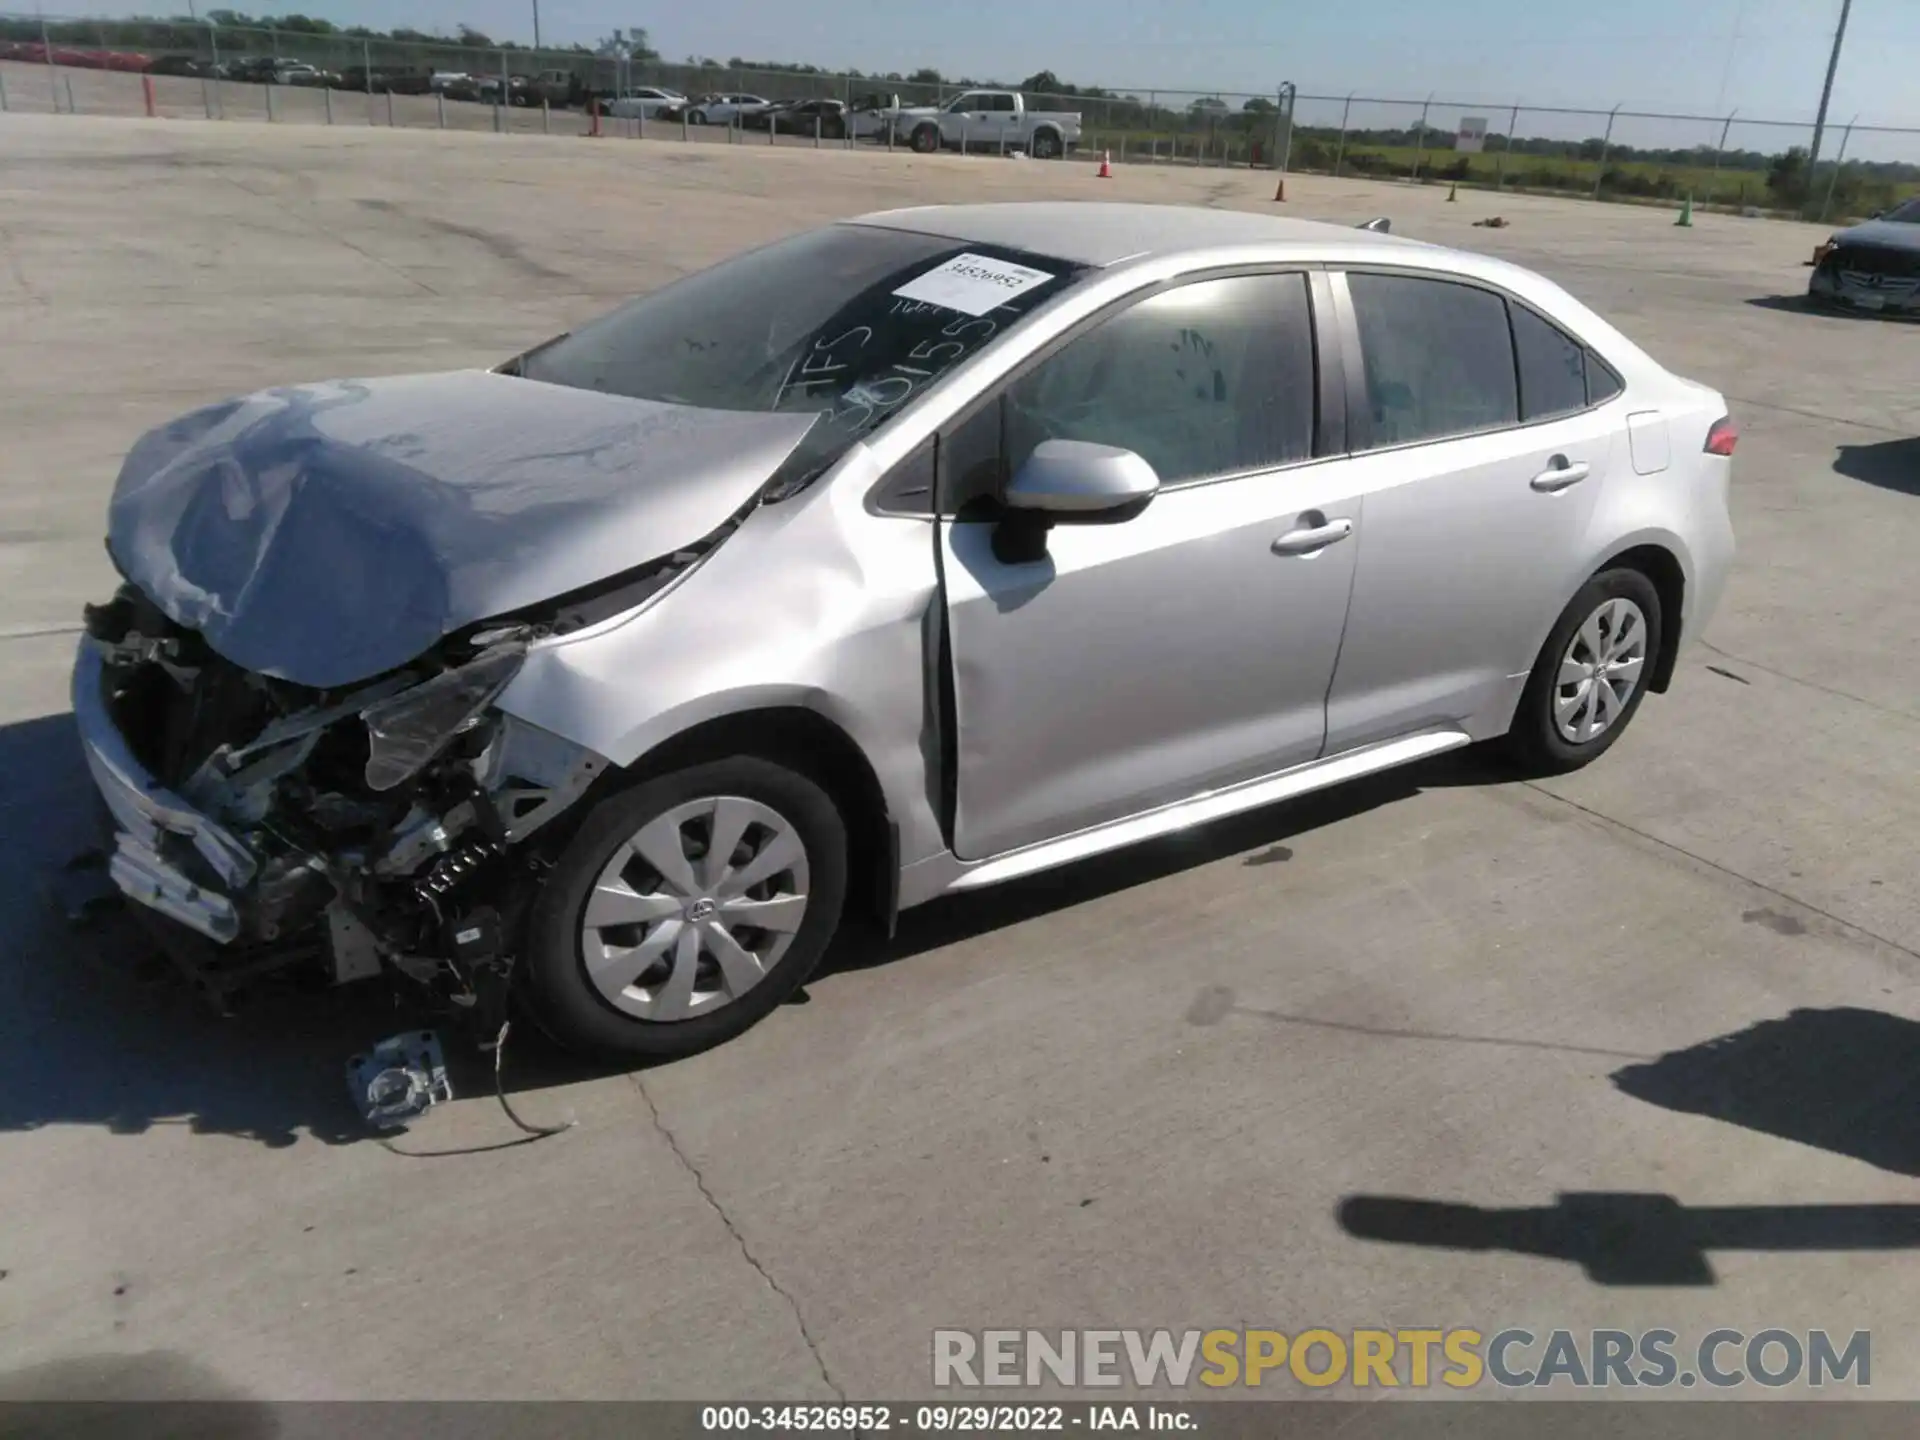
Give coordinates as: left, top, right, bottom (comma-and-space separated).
1510, 304, 1588, 421
1347, 273, 1518, 448
1001, 272, 1318, 488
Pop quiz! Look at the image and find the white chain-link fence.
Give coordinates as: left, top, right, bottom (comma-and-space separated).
4, 12, 1916, 223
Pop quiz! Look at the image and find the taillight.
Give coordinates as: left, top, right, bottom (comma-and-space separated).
1704, 416, 1738, 457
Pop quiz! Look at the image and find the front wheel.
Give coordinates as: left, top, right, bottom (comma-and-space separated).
910, 124, 940, 154
689, 109, 708, 125
1500, 568, 1663, 776
522, 757, 849, 1061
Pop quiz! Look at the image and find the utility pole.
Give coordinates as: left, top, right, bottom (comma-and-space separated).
1807, 0, 1854, 173
531, 0, 541, 51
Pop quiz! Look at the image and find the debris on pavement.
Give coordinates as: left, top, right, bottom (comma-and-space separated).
347, 1030, 453, 1130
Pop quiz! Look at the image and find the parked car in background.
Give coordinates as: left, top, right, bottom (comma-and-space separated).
686, 93, 772, 126
1807, 196, 1920, 318
743, 98, 849, 138
149, 54, 220, 78
476, 74, 531, 105
519, 68, 597, 109
222, 56, 328, 85
604, 86, 687, 120
1, 44, 150, 69
893, 90, 1082, 158
849, 92, 907, 139
75, 203, 1734, 1063
275, 61, 330, 85
432, 71, 482, 101
334, 66, 433, 94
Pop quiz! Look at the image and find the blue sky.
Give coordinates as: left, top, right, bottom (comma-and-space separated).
69, 0, 1920, 126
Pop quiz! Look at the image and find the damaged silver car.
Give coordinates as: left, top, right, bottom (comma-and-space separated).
76, 203, 1735, 1059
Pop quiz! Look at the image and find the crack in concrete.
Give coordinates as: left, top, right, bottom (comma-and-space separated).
218, 174, 442, 298
1723, 391, 1911, 437
0, 223, 48, 308
631, 1072, 846, 1401
1696, 639, 1920, 726
1520, 781, 1920, 970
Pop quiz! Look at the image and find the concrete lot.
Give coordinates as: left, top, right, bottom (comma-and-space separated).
2, 113, 1918, 1403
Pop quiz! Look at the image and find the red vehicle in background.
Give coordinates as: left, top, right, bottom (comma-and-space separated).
0, 42, 152, 70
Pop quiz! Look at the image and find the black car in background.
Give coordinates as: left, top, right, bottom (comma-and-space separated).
1808, 196, 1920, 318
333, 66, 433, 94
743, 98, 848, 139
148, 54, 221, 78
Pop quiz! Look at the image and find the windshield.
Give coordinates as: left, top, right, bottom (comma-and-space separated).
1881, 198, 1920, 223
511, 224, 1085, 494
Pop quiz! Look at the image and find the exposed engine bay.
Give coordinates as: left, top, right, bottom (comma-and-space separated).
78, 581, 613, 1019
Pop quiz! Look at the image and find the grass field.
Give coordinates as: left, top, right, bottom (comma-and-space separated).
1073, 125, 1915, 220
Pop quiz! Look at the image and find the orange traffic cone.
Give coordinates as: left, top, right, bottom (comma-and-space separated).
1272, 175, 1287, 202
1096, 150, 1112, 179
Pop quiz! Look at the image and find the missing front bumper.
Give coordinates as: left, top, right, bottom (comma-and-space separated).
72, 640, 251, 942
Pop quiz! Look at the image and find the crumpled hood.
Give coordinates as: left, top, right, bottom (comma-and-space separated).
1834, 219, 1920, 252
107, 370, 818, 688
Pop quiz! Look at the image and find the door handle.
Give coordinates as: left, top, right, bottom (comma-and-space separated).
1271, 517, 1354, 555
1530, 457, 1591, 492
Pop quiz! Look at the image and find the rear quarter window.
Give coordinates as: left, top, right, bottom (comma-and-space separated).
1510, 303, 1589, 422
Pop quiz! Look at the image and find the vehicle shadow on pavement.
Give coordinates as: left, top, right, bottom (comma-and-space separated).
0, 711, 464, 1148
1611, 1007, 1920, 1175
1336, 1190, 1920, 1286
0, 708, 1515, 1143
1742, 294, 1876, 320
1832, 438, 1920, 497
830, 746, 1508, 977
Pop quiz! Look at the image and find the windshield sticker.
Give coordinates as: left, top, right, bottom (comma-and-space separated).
892, 252, 1058, 317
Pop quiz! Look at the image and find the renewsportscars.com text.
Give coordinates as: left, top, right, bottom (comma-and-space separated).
932, 1328, 1871, 1390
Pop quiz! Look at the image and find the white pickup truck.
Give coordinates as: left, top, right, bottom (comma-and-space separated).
893, 90, 1082, 158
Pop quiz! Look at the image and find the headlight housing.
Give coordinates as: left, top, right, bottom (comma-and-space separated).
360, 644, 527, 792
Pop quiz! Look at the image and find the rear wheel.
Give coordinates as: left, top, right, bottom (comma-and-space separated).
522, 757, 848, 1061
1030, 128, 1062, 160
1500, 568, 1663, 776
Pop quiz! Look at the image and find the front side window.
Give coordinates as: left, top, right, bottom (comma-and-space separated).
1001, 273, 1318, 489
512, 225, 1086, 495
1347, 272, 1518, 448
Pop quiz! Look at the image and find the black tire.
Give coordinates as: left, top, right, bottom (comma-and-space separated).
911, 124, 940, 154
521, 756, 849, 1062
1500, 567, 1663, 777
688, 109, 708, 126
1031, 128, 1061, 160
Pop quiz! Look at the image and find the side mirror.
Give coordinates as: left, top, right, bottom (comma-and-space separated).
1005, 439, 1161, 516
993, 440, 1159, 565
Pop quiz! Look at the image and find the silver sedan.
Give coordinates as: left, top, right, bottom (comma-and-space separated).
76, 202, 1736, 1059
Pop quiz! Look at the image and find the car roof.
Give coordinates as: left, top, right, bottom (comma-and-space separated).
848, 201, 1434, 270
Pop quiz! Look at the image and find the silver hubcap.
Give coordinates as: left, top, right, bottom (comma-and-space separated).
580, 796, 810, 1023
1555, 596, 1648, 744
